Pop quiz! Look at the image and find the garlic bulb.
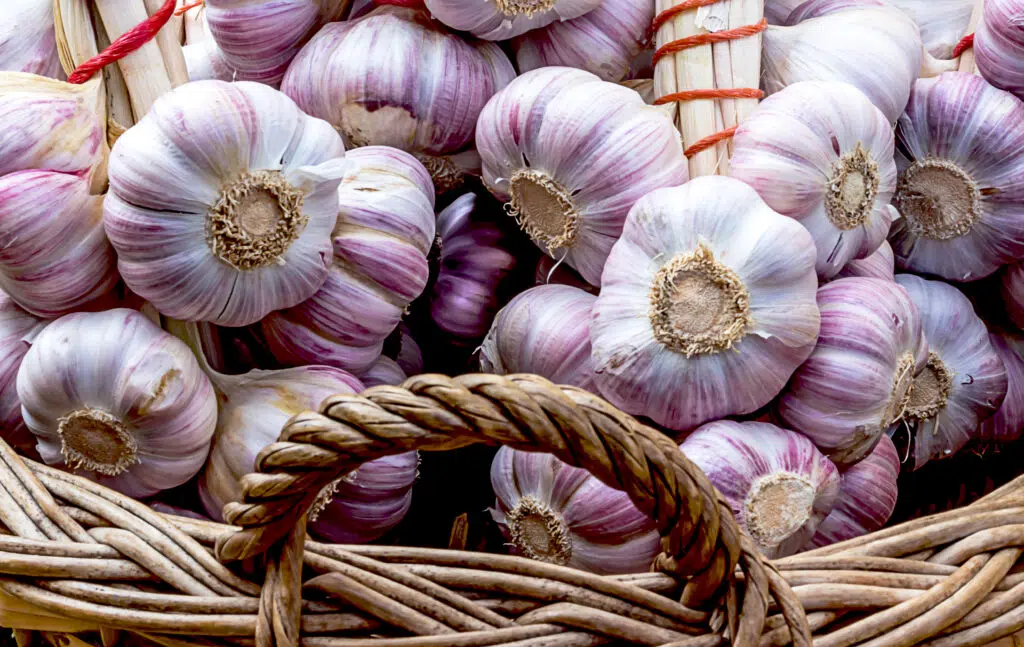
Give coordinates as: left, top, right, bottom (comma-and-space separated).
480, 284, 598, 393
182, 12, 234, 83
431, 193, 516, 340
730, 81, 898, 279
894, 274, 1007, 469
104, 79, 348, 327
681, 420, 840, 559
889, 0, 975, 59
806, 433, 899, 548
477, 67, 688, 286
0, 0, 64, 79
424, 0, 600, 40
977, 332, 1024, 444
17, 309, 217, 498
0, 292, 46, 455
393, 324, 424, 377
889, 72, 1024, 281
762, 5, 923, 123
282, 7, 515, 191
262, 146, 435, 374
976, 0, 1024, 100
778, 277, 928, 466
1003, 262, 1024, 330
833, 240, 895, 281
591, 176, 820, 432
513, 0, 652, 83
490, 446, 659, 574
360, 355, 408, 387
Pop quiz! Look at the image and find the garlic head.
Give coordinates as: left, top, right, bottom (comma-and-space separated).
833, 240, 895, 281
976, 0, 1024, 100
424, 0, 601, 40
1003, 262, 1024, 331
977, 332, 1024, 444
0, 0, 64, 79
0, 292, 46, 456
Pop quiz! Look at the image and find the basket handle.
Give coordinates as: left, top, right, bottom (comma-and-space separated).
216, 373, 807, 647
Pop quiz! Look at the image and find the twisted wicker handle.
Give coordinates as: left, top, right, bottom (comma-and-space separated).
216, 374, 807, 647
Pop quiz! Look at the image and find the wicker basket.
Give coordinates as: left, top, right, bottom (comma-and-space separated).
1, 373, 1023, 647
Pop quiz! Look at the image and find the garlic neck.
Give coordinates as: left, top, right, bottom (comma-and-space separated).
905, 351, 953, 421
894, 158, 981, 240
825, 143, 881, 230
508, 169, 580, 253
649, 243, 752, 357
882, 351, 917, 427
744, 471, 816, 555
505, 495, 573, 565
57, 408, 139, 477
494, 0, 556, 18
207, 170, 307, 270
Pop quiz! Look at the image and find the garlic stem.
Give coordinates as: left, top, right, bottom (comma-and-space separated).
143, 0, 189, 87
93, 0, 174, 119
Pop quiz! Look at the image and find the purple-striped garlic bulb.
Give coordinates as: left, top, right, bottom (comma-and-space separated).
262, 146, 435, 374
978, 332, 1024, 444
182, 8, 234, 83
889, 73, 1024, 281
104, 80, 347, 327
1003, 262, 1024, 330
894, 274, 1007, 469
731, 81, 897, 279
424, 0, 600, 40
0, 292, 46, 455
431, 193, 516, 340
806, 432, 899, 548
513, 0, 653, 83
17, 310, 217, 498
0, 0, 63, 79
833, 240, 895, 282
283, 7, 515, 193
394, 324, 424, 377
681, 420, 840, 559
976, 0, 1024, 100
779, 277, 928, 466
477, 67, 687, 286
480, 284, 598, 393
762, 4, 923, 123
591, 176, 820, 432
490, 446, 659, 574
360, 355, 408, 387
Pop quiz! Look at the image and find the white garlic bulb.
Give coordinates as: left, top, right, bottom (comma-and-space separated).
424, 0, 601, 40
104, 79, 348, 327
976, 0, 1024, 100
894, 274, 1007, 469
490, 446, 660, 574
182, 11, 234, 83
730, 81, 898, 279
978, 332, 1024, 445
889, 72, 1024, 281
17, 309, 217, 498
0, 0, 64, 79
477, 67, 688, 286
591, 176, 820, 432
833, 240, 895, 281
778, 277, 928, 466
681, 420, 840, 559
0, 292, 46, 456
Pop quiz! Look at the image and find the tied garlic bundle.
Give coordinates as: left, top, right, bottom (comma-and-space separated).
424, 0, 599, 40
591, 176, 820, 431
490, 447, 659, 574
262, 147, 436, 374
0, 292, 46, 455
779, 277, 928, 466
976, 0, 1024, 100
17, 310, 217, 498
730, 81, 898, 279
680, 421, 840, 559
104, 79, 348, 327
0, 0, 63, 78
894, 274, 1007, 469
480, 284, 599, 393
833, 240, 895, 282
889, 73, 1024, 281
283, 7, 516, 192
978, 332, 1024, 444
477, 67, 688, 286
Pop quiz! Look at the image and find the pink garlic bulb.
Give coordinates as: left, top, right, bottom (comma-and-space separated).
490, 446, 660, 574
681, 420, 840, 559
283, 7, 515, 191
0, 0, 64, 79
833, 240, 895, 282
477, 67, 688, 286
182, 10, 234, 83
513, 0, 653, 83
889, 73, 1024, 281
806, 433, 899, 548
1003, 262, 1024, 330
0, 292, 46, 455
977, 332, 1024, 444
424, 0, 601, 40
480, 284, 598, 393
431, 193, 516, 340
894, 274, 1007, 469
976, 0, 1024, 100
778, 277, 928, 466
731, 81, 897, 279
262, 146, 436, 374
592, 176, 820, 432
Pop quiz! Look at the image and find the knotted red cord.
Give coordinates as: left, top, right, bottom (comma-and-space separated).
175, 0, 205, 16
67, 0, 177, 84
953, 33, 975, 58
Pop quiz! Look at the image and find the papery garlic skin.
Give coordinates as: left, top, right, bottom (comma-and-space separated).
889, 73, 1024, 281
0, 292, 46, 455
104, 80, 347, 327
481, 284, 599, 393
978, 332, 1024, 444
806, 433, 898, 548
394, 324, 424, 377
976, 0, 1024, 100
18, 309, 217, 498
681, 421, 840, 559
425, 0, 600, 40
477, 67, 688, 286
894, 274, 1007, 469
762, 5, 923, 123
833, 240, 895, 281
592, 176, 820, 431
313, 451, 418, 543
262, 146, 436, 374
778, 278, 928, 466
490, 447, 660, 574
731, 81, 897, 279
513, 0, 652, 82
1003, 262, 1024, 331
0, 0, 64, 79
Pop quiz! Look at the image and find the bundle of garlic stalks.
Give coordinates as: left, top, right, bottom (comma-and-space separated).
0, 0, 1023, 583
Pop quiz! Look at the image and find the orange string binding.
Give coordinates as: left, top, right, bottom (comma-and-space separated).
175, 0, 206, 16
67, 0, 177, 84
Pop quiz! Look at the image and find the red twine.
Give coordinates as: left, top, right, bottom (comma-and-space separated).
952, 33, 975, 58
175, 0, 205, 16
67, 0, 177, 85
